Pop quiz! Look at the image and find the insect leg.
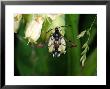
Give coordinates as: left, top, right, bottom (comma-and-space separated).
61, 35, 77, 48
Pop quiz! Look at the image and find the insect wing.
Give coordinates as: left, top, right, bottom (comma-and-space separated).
48, 36, 55, 53
58, 37, 66, 54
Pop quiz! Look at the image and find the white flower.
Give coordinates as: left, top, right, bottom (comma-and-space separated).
25, 16, 44, 44
14, 14, 22, 33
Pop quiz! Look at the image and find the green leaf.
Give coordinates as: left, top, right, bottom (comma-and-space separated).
65, 14, 81, 75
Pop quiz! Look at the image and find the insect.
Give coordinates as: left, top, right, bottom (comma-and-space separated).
46, 25, 77, 57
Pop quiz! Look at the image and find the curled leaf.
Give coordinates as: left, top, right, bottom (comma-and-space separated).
80, 54, 86, 67
81, 47, 87, 55
82, 42, 87, 49
77, 30, 86, 39
80, 54, 86, 62
82, 55, 86, 67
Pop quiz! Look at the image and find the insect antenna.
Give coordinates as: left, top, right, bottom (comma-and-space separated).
58, 25, 72, 31
60, 25, 71, 28
60, 25, 77, 47
46, 29, 53, 33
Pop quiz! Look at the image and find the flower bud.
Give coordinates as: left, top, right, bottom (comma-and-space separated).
14, 14, 22, 33
25, 16, 44, 44
47, 14, 62, 21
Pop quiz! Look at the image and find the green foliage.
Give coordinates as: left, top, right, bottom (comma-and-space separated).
81, 48, 97, 75
65, 14, 81, 75
14, 14, 97, 76
77, 16, 96, 67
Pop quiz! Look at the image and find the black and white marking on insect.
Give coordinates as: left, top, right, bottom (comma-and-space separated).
47, 26, 67, 57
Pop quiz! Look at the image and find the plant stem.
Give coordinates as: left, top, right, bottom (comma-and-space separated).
88, 16, 96, 32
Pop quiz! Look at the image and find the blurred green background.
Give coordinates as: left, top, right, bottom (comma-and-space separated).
14, 14, 97, 76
